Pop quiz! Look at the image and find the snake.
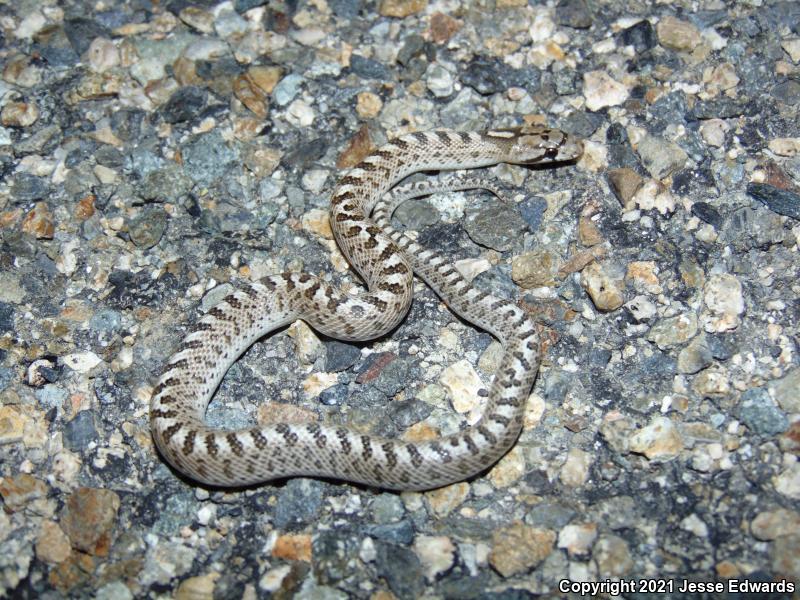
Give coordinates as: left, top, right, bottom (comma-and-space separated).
150, 125, 583, 490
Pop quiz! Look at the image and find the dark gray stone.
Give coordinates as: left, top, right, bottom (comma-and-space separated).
721, 206, 785, 250
518, 196, 548, 232
319, 384, 348, 406
771, 80, 800, 104
397, 34, 425, 66
374, 541, 425, 599
349, 55, 391, 80
618, 19, 656, 52
64, 17, 110, 55
313, 528, 361, 585
0, 302, 13, 333
737, 387, 788, 436
556, 0, 592, 28
560, 111, 603, 137
365, 520, 414, 544
128, 207, 168, 249
747, 183, 800, 220
460, 56, 541, 95
325, 341, 361, 372
162, 87, 208, 124
11, 174, 49, 202
140, 167, 192, 203
328, 0, 362, 18
691, 99, 754, 120
182, 131, 239, 186
691, 202, 723, 228
63, 410, 99, 451
393, 199, 439, 230
464, 202, 527, 252
525, 501, 576, 529
281, 137, 328, 170
95, 145, 125, 168
273, 478, 325, 530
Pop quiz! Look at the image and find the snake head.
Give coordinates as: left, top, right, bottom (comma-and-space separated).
485, 125, 583, 164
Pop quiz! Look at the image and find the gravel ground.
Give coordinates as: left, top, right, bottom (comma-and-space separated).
1, 0, 799, 598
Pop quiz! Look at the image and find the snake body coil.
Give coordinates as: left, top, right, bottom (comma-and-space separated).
150, 126, 582, 490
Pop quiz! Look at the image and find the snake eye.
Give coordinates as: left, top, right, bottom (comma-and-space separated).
545, 147, 559, 160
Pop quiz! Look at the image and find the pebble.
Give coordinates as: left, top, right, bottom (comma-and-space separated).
557, 522, 597, 557
272, 74, 304, 106
429, 12, 460, 43
425, 63, 454, 98
773, 463, 800, 500
0, 473, 48, 511
581, 261, 625, 311
272, 534, 312, 562
704, 62, 739, 95
214, 9, 249, 39
647, 313, 698, 349
356, 92, 382, 119
737, 387, 788, 436
511, 248, 559, 288
87, 38, 119, 73
691, 201, 723, 228
175, 573, 219, 600
35, 521, 72, 564
62, 410, 99, 451
693, 366, 731, 397
1, 101, 39, 127
751, 508, 800, 541
488, 445, 526, 488
769, 367, 800, 413
680, 513, 709, 538
64, 17, 110, 55
607, 168, 644, 208
771, 534, 800, 579
583, 71, 629, 111
559, 448, 592, 487
460, 57, 540, 96
95, 582, 134, 600
259, 565, 292, 593
374, 541, 425, 598
424, 482, 469, 518
413, 535, 455, 581
60, 487, 120, 556
747, 182, 800, 220
636, 135, 688, 179
21, 202, 54, 239
781, 38, 800, 63
464, 202, 527, 252
378, 0, 428, 18
285, 98, 313, 127
2, 54, 41, 88
677, 335, 714, 374
370, 494, 405, 523
703, 273, 744, 332
61, 351, 102, 373
439, 359, 482, 419
629, 416, 683, 460
593, 534, 634, 577
179, 7, 215, 33
273, 479, 325, 530
656, 16, 701, 51
141, 541, 197, 586
488, 523, 555, 577
233, 73, 269, 118
349, 55, 391, 80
